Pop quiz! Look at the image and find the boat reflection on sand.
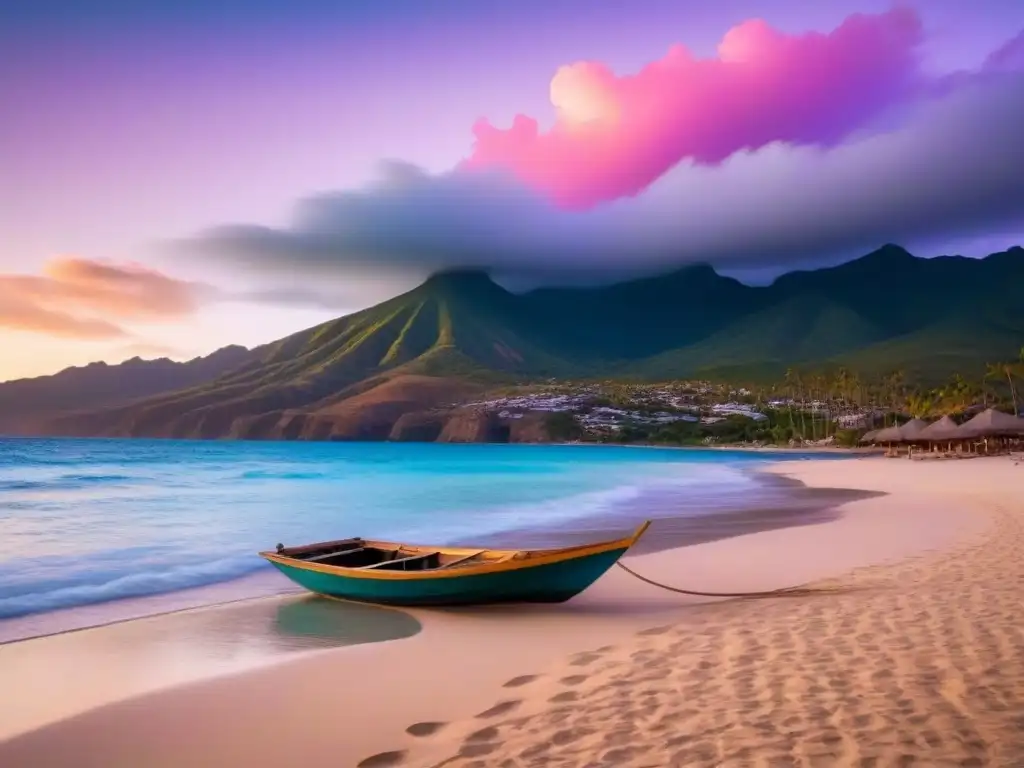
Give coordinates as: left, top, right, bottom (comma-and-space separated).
271, 596, 421, 647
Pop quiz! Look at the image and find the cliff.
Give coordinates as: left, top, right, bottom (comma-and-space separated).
223, 375, 483, 441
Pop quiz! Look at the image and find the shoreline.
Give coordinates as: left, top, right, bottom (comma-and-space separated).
552, 440, 882, 454
0, 455, 842, 645
0, 456, 1005, 766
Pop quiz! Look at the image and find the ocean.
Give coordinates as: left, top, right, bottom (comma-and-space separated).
0, 438, 840, 641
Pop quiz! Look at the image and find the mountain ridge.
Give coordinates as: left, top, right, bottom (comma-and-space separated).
5, 245, 1023, 440
0, 345, 256, 435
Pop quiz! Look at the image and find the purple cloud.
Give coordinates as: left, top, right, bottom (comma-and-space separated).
183, 30, 1024, 289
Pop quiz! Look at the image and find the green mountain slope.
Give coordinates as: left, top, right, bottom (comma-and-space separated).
833, 309, 1024, 382
521, 263, 757, 360
33, 245, 1024, 439
636, 294, 884, 378
48, 271, 573, 438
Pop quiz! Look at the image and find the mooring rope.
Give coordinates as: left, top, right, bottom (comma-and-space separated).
615, 560, 838, 598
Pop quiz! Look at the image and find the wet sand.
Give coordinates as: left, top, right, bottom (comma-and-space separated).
0, 594, 420, 740
1, 455, 1008, 767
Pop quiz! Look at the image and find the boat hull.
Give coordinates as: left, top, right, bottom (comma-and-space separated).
267, 545, 630, 606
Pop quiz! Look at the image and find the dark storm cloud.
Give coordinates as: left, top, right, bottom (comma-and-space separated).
183, 71, 1024, 287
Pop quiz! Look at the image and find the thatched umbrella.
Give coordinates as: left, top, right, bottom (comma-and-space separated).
917, 415, 961, 442
872, 425, 904, 443
955, 408, 1024, 439
859, 429, 879, 444
897, 418, 930, 442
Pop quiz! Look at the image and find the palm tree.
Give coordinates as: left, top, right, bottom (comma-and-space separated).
796, 369, 808, 439
834, 367, 851, 406
905, 391, 935, 419
833, 367, 853, 433
850, 371, 865, 412
986, 360, 1019, 417
936, 373, 974, 416
811, 371, 829, 438
884, 370, 906, 426
1016, 346, 1024, 414
805, 372, 817, 440
782, 370, 798, 436
784, 368, 805, 439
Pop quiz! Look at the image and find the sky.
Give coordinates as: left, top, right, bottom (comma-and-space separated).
2, 0, 1024, 381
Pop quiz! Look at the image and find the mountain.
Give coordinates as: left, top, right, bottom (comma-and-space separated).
0, 345, 255, 435
638, 293, 885, 380
519, 263, 757, 360
12, 245, 1024, 440
40, 272, 570, 440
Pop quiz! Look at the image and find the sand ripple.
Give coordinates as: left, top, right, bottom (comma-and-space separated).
372, 494, 1024, 767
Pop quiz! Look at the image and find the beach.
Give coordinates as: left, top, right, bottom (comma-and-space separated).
0, 439, 811, 639
2, 455, 1021, 767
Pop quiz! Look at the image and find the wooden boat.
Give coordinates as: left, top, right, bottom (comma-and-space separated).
259, 521, 651, 607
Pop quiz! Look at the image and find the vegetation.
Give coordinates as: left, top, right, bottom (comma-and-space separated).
17, 245, 1024, 440
544, 411, 585, 442
538, 344, 1024, 448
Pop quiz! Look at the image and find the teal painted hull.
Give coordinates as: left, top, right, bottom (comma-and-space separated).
269, 546, 629, 606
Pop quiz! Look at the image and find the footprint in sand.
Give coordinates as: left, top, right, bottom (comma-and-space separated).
549, 690, 579, 703
636, 624, 673, 636
476, 699, 522, 718
551, 725, 595, 746
454, 727, 503, 760
559, 674, 589, 686
465, 725, 500, 742
457, 742, 500, 759
570, 652, 602, 667
502, 674, 539, 688
405, 721, 447, 738
356, 750, 407, 768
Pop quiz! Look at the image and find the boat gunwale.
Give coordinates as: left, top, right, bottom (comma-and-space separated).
259, 521, 650, 581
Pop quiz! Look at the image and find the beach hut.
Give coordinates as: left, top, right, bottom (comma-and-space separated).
916, 415, 963, 455
955, 408, 1024, 442
868, 419, 931, 456
858, 429, 879, 444
895, 418, 931, 458
897, 418, 930, 441
917, 415, 960, 441
871, 424, 905, 456
950, 408, 1024, 455
873, 425, 903, 443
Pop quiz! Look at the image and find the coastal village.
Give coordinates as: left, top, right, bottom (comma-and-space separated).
459, 360, 1024, 448
462, 380, 875, 446
469, 384, 767, 427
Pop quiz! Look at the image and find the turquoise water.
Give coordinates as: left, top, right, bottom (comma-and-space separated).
0, 439, 824, 628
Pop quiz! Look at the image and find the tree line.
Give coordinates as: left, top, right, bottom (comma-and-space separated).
576, 346, 1024, 447
767, 346, 1024, 423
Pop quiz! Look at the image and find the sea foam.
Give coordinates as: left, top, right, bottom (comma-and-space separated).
0, 439, 818, 626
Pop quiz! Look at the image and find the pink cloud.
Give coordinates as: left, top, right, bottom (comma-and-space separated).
0, 257, 203, 339
463, 8, 924, 209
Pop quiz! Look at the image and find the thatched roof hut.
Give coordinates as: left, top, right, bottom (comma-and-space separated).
870, 419, 930, 444
916, 415, 961, 442
859, 429, 879, 444
955, 408, 1024, 439
897, 418, 931, 442
872, 425, 904, 443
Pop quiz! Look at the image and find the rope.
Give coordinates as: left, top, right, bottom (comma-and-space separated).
615, 560, 836, 598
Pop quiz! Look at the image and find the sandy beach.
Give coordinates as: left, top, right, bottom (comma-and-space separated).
2, 455, 1022, 767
